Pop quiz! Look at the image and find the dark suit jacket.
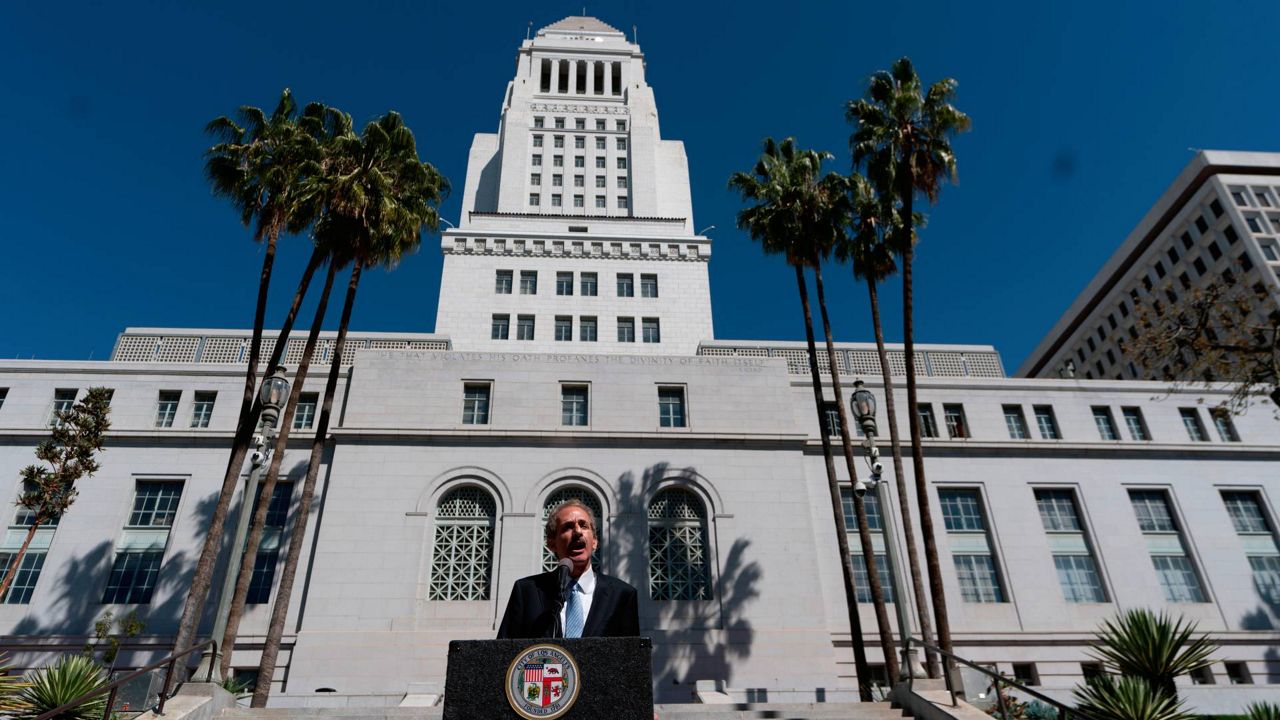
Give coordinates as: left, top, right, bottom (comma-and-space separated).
497, 569, 640, 639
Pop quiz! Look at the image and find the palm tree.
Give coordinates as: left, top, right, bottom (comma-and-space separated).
250, 110, 448, 707
174, 91, 327, 657
836, 173, 939, 677
846, 57, 970, 656
729, 137, 882, 699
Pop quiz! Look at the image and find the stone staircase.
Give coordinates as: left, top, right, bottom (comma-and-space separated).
219, 702, 907, 720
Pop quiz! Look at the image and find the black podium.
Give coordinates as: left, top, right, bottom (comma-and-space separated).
442, 637, 653, 719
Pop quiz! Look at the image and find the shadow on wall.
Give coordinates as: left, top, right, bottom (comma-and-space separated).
7, 482, 223, 660
1239, 579, 1280, 684
611, 462, 762, 703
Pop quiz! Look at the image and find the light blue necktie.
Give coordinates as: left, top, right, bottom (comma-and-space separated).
564, 582, 585, 638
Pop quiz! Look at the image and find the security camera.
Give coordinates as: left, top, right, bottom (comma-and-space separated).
853, 480, 868, 498
251, 450, 266, 466
871, 461, 884, 476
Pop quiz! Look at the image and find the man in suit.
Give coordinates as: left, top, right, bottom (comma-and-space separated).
498, 498, 639, 638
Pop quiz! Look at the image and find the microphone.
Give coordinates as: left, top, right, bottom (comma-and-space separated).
557, 557, 574, 603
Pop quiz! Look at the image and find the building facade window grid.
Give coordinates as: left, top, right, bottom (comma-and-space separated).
155, 391, 180, 428
246, 481, 293, 604
462, 384, 490, 425
1180, 408, 1209, 442
943, 404, 967, 438
939, 488, 1005, 602
293, 393, 318, 430
1212, 410, 1240, 442
427, 487, 496, 601
580, 317, 597, 342
491, 314, 510, 340
50, 388, 76, 426
580, 272, 597, 296
617, 317, 635, 343
641, 318, 660, 343
555, 316, 573, 342
128, 482, 182, 527
617, 273, 634, 297
1220, 491, 1280, 605
495, 270, 513, 294
1033, 405, 1061, 439
647, 489, 711, 601
1129, 490, 1207, 602
658, 387, 686, 428
844, 488, 894, 604
1092, 407, 1120, 440
640, 274, 658, 298
917, 404, 938, 438
1035, 489, 1107, 602
556, 272, 573, 296
1003, 405, 1029, 439
0, 552, 45, 604
1122, 407, 1150, 441
191, 392, 216, 428
517, 315, 535, 341
561, 385, 588, 426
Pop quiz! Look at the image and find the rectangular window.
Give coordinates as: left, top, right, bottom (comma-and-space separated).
495, 270, 513, 294
595, 157, 606, 169
943, 404, 968, 439
953, 553, 1004, 603
580, 272, 598, 296
462, 384, 490, 425
575, 118, 585, 129
616, 120, 626, 131
50, 388, 76, 426
1003, 405, 1029, 439
1220, 492, 1280, 605
561, 385, 588, 426
1129, 490, 1206, 602
552, 174, 563, 187
917, 404, 938, 438
617, 177, 628, 189
595, 176, 606, 188
155, 390, 180, 428
640, 274, 658, 298
822, 402, 842, 438
556, 271, 573, 296
517, 315, 535, 341
641, 318, 660, 343
616, 137, 627, 150
1180, 408, 1209, 442
616, 157, 627, 170
532, 135, 543, 147
1036, 489, 1107, 602
658, 387, 686, 428
1122, 407, 1150, 441
617, 317, 635, 343
554, 135, 564, 148
530, 173, 542, 185
595, 195, 606, 208
573, 175, 584, 188
940, 489, 986, 532
246, 481, 292, 604
491, 314, 510, 340
617, 196, 629, 209
104, 481, 183, 604
292, 393, 318, 430
529, 193, 540, 206
1224, 662, 1253, 685
191, 392, 216, 429
574, 136, 585, 149
841, 490, 893, 603
579, 316, 597, 342
1092, 407, 1119, 440
0, 388, 6, 411
1034, 405, 1061, 439
554, 117, 564, 129
555, 316, 573, 341
595, 137, 606, 150
534, 117, 544, 128
553, 156, 563, 168
595, 119, 605, 130
573, 195, 584, 207
0, 552, 45, 604
1211, 410, 1240, 442
531, 155, 542, 166
520, 271, 538, 294
617, 273, 634, 297
574, 156, 585, 168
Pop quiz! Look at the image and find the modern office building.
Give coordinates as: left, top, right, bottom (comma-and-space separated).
1019, 151, 1280, 381
1, 17, 1278, 713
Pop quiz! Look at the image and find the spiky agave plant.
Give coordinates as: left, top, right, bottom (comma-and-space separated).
1088, 609, 1216, 699
1245, 701, 1280, 720
16, 654, 109, 720
0, 653, 30, 714
1073, 675, 1194, 720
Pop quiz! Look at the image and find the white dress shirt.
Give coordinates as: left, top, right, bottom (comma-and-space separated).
558, 566, 596, 634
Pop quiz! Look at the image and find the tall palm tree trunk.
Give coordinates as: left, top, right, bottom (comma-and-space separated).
253, 262, 361, 708
867, 276, 939, 678
898, 185, 953, 658
174, 245, 324, 657
0, 521, 42, 600
794, 264, 874, 701
220, 261, 336, 677
811, 260, 899, 684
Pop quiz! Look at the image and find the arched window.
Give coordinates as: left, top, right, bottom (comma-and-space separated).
428, 486, 496, 601
541, 487, 604, 572
647, 488, 711, 600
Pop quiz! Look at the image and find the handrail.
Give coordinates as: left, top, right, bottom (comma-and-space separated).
902, 636, 1099, 720
35, 639, 216, 720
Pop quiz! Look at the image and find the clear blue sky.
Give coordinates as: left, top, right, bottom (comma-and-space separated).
3, 1, 1278, 371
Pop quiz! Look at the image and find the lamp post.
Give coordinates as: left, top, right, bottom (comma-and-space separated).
196, 365, 290, 681
850, 379, 924, 678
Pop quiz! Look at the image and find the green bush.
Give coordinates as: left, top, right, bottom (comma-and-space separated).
16, 654, 109, 720
1073, 675, 1193, 720
1088, 609, 1216, 700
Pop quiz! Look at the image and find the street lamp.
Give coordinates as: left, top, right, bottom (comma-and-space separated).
850, 379, 923, 678
197, 365, 290, 681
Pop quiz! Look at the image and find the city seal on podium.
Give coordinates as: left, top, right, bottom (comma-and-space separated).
505, 643, 581, 719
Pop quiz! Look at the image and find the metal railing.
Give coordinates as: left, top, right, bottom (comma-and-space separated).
902, 636, 1097, 720
34, 639, 216, 720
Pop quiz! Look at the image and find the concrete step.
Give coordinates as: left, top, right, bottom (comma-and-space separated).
219, 701, 904, 720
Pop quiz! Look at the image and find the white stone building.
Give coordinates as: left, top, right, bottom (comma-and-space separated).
1, 16, 1279, 713
1019, 150, 1280, 381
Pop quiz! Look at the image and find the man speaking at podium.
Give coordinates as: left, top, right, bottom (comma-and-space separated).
498, 499, 639, 639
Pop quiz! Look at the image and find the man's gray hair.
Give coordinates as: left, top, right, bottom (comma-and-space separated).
544, 498, 598, 540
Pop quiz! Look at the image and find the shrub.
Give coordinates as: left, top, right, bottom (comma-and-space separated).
16, 654, 109, 720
